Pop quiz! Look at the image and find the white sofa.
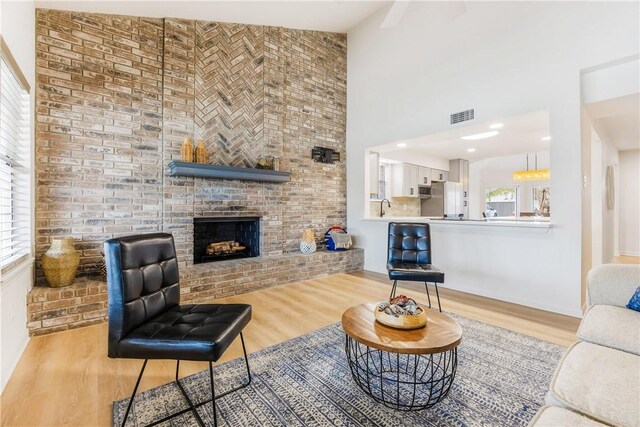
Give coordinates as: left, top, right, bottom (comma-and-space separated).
529, 264, 640, 427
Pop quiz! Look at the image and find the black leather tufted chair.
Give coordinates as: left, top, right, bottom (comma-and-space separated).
105, 233, 252, 427
387, 223, 445, 311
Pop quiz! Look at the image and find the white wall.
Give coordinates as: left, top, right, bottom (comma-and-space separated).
590, 132, 604, 266
0, 0, 35, 393
347, 1, 639, 317
581, 56, 638, 269
600, 137, 620, 262
589, 129, 620, 265
619, 150, 640, 256
581, 57, 640, 105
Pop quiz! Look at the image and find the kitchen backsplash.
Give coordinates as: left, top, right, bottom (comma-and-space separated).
370, 197, 421, 217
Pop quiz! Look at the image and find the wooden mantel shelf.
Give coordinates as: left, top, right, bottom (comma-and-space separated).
168, 161, 290, 183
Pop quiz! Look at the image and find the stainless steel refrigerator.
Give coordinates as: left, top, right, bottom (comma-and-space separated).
421, 181, 464, 218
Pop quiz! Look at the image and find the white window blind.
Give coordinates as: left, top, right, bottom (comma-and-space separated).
0, 40, 31, 272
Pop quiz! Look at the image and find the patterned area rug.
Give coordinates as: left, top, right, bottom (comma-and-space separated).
112, 314, 564, 426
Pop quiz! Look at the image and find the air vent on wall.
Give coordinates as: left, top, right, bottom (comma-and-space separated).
450, 109, 475, 124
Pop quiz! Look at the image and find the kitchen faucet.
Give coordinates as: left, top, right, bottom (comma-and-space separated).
380, 199, 391, 217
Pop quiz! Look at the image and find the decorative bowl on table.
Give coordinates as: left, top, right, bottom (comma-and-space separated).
374, 295, 427, 330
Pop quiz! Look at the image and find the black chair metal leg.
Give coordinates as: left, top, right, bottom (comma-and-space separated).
424, 282, 432, 308
121, 334, 252, 427
175, 361, 205, 427
239, 333, 252, 385
390, 280, 398, 299
122, 359, 148, 427
208, 332, 251, 427
434, 283, 442, 312
209, 362, 217, 427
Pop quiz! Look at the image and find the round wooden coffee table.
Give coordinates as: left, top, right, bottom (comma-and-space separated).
341, 302, 462, 411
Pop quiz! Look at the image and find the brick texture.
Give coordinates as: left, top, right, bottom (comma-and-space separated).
35, 10, 164, 279
35, 10, 348, 282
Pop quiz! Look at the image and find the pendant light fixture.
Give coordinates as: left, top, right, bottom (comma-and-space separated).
513, 153, 550, 181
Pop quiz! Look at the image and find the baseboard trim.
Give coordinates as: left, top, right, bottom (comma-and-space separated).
350, 270, 583, 324
353, 269, 582, 318
1, 334, 29, 393
619, 251, 640, 257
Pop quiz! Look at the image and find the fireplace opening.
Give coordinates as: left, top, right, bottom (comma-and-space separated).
193, 217, 260, 264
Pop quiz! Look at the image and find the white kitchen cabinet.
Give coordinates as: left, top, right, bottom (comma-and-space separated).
403, 164, 420, 196
431, 169, 448, 182
449, 159, 469, 218
418, 167, 431, 186
391, 163, 420, 197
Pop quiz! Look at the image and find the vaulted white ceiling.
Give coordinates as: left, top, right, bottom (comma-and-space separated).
34, 0, 391, 33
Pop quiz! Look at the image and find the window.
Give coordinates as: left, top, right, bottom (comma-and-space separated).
532, 186, 550, 216
485, 187, 518, 218
0, 37, 31, 272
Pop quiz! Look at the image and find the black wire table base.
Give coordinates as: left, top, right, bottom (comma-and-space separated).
345, 335, 458, 411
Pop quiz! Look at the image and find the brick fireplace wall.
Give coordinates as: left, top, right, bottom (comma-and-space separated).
35, 10, 347, 283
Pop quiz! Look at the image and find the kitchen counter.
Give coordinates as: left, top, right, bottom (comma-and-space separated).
362, 216, 552, 229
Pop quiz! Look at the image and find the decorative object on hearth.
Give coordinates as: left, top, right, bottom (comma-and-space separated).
300, 228, 317, 254
255, 156, 274, 170
374, 295, 427, 330
41, 237, 80, 288
311, 146, 340, 164
325, 226, 352, 251
180, 137, 194, 162
99, 251, 107, 281
206, 240, 246, 256
195, 139, 207, 164
272, 156, 280, 171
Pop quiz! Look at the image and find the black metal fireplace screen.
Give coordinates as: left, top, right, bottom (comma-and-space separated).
193, 217, 260, 264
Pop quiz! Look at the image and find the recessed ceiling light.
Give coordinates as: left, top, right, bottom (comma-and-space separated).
541, 136, 551, 141
489, 123, 504, 129
467, 148, 476, 153
397, 143, 407, 147
461, 131, 499, 141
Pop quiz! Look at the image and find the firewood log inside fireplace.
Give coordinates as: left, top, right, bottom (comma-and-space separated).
206, 241, 246, 255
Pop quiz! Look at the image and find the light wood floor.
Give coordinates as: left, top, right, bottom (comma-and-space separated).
1, 272, 580, 427
613, 255, 640, 264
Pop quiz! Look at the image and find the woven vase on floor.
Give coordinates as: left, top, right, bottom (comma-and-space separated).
300, 228, 317, 254
41, 237, 80, 288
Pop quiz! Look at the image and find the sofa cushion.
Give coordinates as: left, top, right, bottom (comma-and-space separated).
528, 406, 609, 427
547, 341, 640, 427
577, 304, 640, 355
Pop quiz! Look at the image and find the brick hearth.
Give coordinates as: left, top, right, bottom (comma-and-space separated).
27, 248, 364, 336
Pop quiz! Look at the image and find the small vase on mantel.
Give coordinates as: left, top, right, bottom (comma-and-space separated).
180, 137, 194, 162
41, 237, 80, 288
300, 228, 317, 254
195, 139, 208, 163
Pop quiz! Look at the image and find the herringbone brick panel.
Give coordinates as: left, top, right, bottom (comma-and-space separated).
195, 21, 265, 167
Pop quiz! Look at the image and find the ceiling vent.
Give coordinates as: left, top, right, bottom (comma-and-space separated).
450, 109, 474, 125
